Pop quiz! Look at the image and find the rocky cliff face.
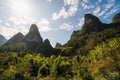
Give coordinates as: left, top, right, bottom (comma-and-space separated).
81, 14, 105, 33
43, 39, 53, 48
69, 14, 105, 40
84, 14, 102, 25
0, 34, 7, 45
23, 24, 43, 44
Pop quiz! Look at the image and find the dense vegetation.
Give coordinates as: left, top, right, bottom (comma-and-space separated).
63, 14, 120, 56
0, 13, 120, 80
0, 37, 120, 80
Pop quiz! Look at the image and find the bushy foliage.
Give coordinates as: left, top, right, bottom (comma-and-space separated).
1, 37, 120, 80
0, 13, 120, 79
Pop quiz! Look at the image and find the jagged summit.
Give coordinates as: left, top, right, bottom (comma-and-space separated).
39, 39, 54, 56
43, 39, 53, 48
29, 24, 39, 32
81, 14, 104, 33
69, 13, 120, 44
84, 14, 102, 24
16, 32, 24, 37
23, 24, 43, 43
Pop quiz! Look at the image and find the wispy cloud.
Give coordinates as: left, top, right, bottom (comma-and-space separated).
82, 0, 89, 3
93, 6, 101, 16
68, 6, 78, 16
0, 16, 52, 39
104, 5, 120, 19
37, 19, 52, 32
52, 0, 79, 20
98, 0, 115, 17
80, 0, 115, 17
0, 24, 18, 39
8, 16, 36, 34
81, 2, 94, 10
64, 0, 79, 6
9, 16, 36, 26
9, 16, 52, 32
59, 23, 73, 31
105, 0, 115, 10
78, 18, 84, 28
52, 7, 69, 20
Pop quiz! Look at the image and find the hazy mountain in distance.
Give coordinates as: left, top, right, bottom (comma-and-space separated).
0, 34, 7, 45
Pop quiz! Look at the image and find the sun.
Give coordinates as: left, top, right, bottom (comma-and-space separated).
10, 0, 32, 16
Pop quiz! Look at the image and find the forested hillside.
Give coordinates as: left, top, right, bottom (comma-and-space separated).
0, 13, 120, 80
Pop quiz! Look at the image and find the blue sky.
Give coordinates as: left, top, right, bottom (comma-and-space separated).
0, 0, 120, 47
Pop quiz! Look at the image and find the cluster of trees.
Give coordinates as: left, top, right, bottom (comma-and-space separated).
0, 38, 120, 80
0, 13, 120, 80
0, 53, 82, 80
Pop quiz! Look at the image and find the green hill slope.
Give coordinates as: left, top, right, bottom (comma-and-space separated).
61, 13, 120, 56
0, 13, 120, 80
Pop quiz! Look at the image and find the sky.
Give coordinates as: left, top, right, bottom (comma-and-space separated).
0, 0, 120, 47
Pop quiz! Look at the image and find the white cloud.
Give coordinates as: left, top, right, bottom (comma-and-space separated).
98, 0, 115, 17
81, 3, 88, 9
98, 0, 102, 2
37, 19, 51, 32
0, 16, 52, 39
0, 24, 18, 39
9, 16, 36, 26
65, 0, 79, 17
93, 6, 101, 16
80, 0, 115, 17
52, 13, 59, 20
0, 17, 34, 39
52, 0, 79, 20
0, 20, 2, 23
97, 11, 105, 17
78, 18, 84, 27
81, 2, 94, 10
59, 23, 73, 31
9, 16, 52, 32
64, 0, 79, 6
5, 23, 11, 27
82, 0, 89, 3
104, 5, 120, 19
68, 6, 78, 16
8, 16, 37, 34
0, 17, 30, 39
48, 0, 52, 2
105, 0, 115, 10
52, 7, 69, 20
